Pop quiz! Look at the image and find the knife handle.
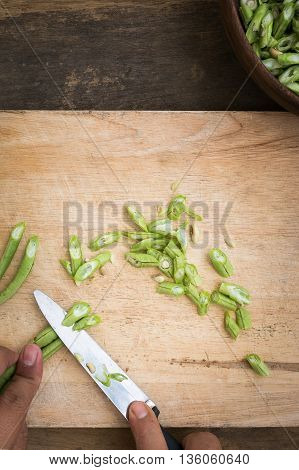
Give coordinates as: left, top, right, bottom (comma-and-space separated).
161, 427, 183, 450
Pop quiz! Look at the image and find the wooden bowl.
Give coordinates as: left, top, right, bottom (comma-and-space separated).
219, 0, 299, 114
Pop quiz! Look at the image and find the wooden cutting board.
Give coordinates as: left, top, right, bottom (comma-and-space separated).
0, 111, 298, 428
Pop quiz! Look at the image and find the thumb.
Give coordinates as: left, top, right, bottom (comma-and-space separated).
128, 401, 168, 450
0, 344, 43, 448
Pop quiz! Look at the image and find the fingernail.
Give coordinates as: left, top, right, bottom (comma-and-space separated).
22, 344, 39, 366
130, 401, 148, 419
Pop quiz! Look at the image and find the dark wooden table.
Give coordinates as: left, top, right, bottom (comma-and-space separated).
1, 0, 296, 451
0, 0, 281, 110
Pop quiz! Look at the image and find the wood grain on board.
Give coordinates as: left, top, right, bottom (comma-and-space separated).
0, 111, 298, 428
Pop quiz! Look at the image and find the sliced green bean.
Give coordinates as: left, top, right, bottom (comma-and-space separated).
73, 252, 111, 285
260, 11, 274, 48
173, 255, 185, 283
262, 57, 282, 72
130, 238, 167, 252
95, 364, 110, 386
42, 338, 64, 362
126, 252, 159, 268
0, 236, 39, 305
158, 253, 174, 277
185, 282, 201, 305
197, 291, 211, 316
126, 206, 148, 232
0, 222, 26, 280
185, 207, 203, 221
211, 291, 238, 311
123, 231, 163, 241
277, 33, 298, 51
109, 372, 128, 382
89, 231, 121, 251
279, 64, 299, 83
62, 301, 91, 327
286, 81, 299, 94
293, 15, 299, 33
252, 42, 261, 57
147, 248, 162, 260
147, 219, 176, 236
273, 4, 295, 39
219, 282, 250, 305
277, 52, 299, 66
175, 222, 188, 252
245, 353, 270, 376
96, 251, 112, 268
184, 263, 201, 287
208, 248, 233, 277
157, 281, 185, 297
246, 4, 268, 44
34, 326, 58, 348
167, 195, 186, 220
236, 307, 252, 330
164, 240, 184, 259
60, 259, 73, 276
224, 312, 240, 340
240, 0, 258, 26
69, 235, 83, 275
73, 314, 102, 331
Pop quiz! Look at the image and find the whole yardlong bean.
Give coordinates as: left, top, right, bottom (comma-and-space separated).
0, 222, 26, 280
0, 236, 39, 305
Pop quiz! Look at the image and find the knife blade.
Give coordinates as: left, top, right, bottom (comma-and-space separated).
33, 290, 159, 420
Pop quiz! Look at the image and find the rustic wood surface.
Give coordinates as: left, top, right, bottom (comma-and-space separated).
0, 0, 281, 111
0, 111, 298, 430
28, 427, 299, 450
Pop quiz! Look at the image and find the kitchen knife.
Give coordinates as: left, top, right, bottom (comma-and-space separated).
34, 290, 182, 450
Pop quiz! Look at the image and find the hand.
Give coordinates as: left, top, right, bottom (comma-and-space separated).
0, 344, 43, 449
128, 402, 221, 450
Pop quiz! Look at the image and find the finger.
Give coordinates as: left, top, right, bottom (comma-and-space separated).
183, 431, 222, 450
0, 346, 18, 375
0, 344, 43, 449
128, 401, 168, 450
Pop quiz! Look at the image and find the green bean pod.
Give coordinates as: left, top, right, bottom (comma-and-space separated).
126, 252, 159, 268
62, 301, 91, 327
0, 222, 26, 280
126, 206, 148, 232
240, 0, 258, 26
69, 235, 83, 275
109, 373, 128, 382
0, 236, 39, 305
173, 255, 185, 283
147, 219, 176, 236
279, 64, 299, 83
224, 312, 240, 340
0, 364, 16, 392
197, 291, 211, 316
211, 291, 238, 311
208, 248, 234, 277
236, 307, 252, 330
273, 4, 295, 39
34, 326, 58, 348
219, 282, 250, 305
123, 231, 163, 241
73, 314, 101, 331
286, 81, 299, 94
245, 353, 270, 376
164, 240, 184, 259
246, 4, 269, 43
60, 259, 73, 276
175, 222, 188, 252
184, 263, 201, 287
89, 231, 121, 251
158, 254, 174, 277
167, 195, 186, 220
260, 11, 274, 48
42, 338, 64, 362
277, 33, 298, 52
157, 281, 185, 297
277, 52, 299, 66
